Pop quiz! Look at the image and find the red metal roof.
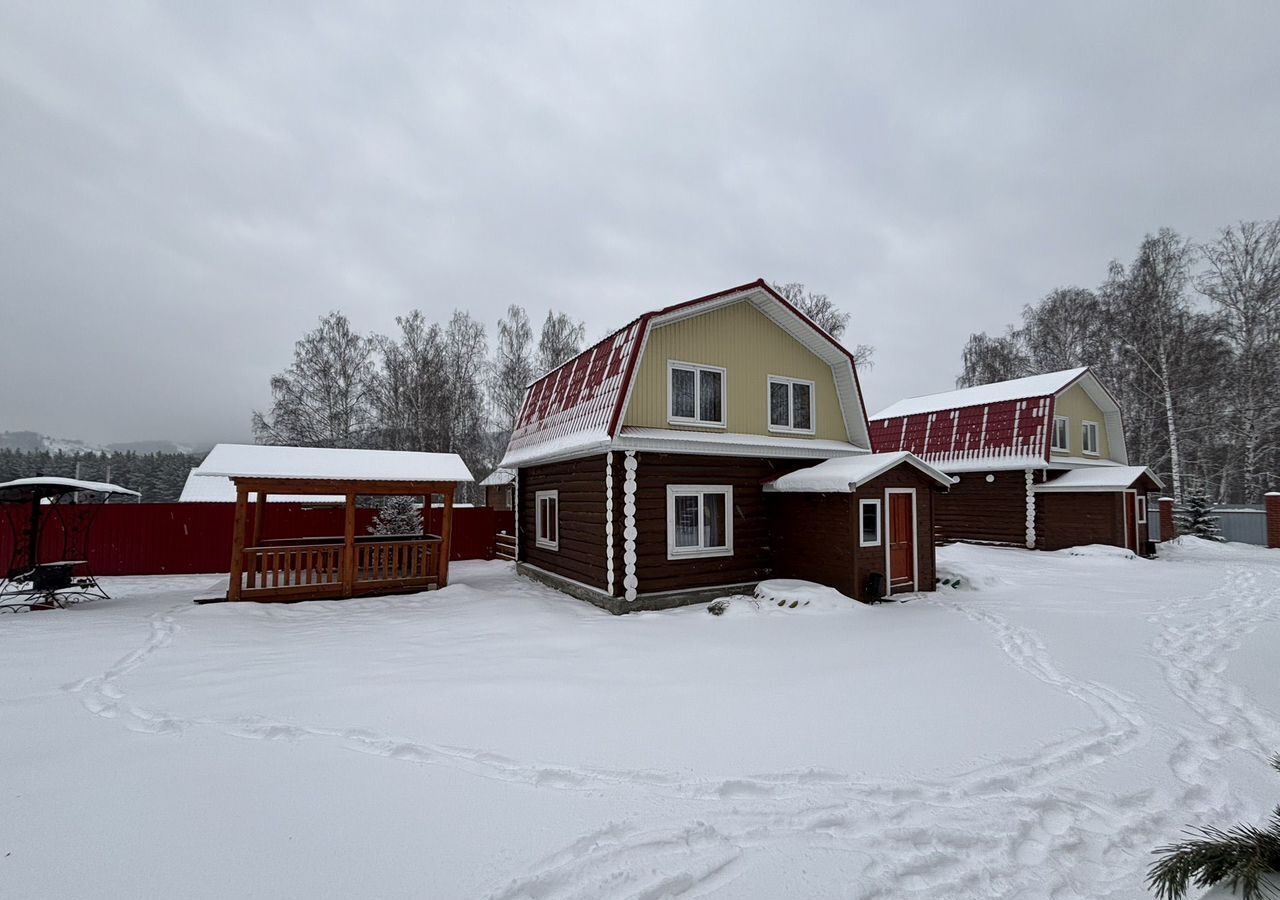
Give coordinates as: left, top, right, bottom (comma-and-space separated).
503, 279, 870, 466
871, 396, 1054, 467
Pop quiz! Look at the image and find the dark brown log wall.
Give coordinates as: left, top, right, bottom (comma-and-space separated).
518, 455, 607, 589
935, 471, 1029, 546
627, 453, 816, 595
1035, 492, 1124, 551
768, 492, 856, 597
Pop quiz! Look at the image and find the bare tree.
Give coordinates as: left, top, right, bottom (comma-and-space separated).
252, 311, 375, 448
536, 310, 586, 374
1101, 230, 1209, 502
490, 305, 536, 432
771, 281, 875, 369
955, 330, 1030, 387
372, 310, 449, 452
1197, 219, 1280, 501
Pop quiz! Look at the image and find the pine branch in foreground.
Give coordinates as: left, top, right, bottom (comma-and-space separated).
1148, 755, 1280, 899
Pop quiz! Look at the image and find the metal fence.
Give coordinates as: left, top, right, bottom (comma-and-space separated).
1213, 506, 1268, 546
1147, 503, 1269, 546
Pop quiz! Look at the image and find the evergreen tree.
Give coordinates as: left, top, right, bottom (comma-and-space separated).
1175, 493, 1224, 541
368, 495, 423, 536
1148, 753, 1280, 899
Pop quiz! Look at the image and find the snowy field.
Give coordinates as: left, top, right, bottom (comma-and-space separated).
2, 539, 1279, 899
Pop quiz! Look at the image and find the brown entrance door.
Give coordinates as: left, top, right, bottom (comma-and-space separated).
888, 492, 915, 591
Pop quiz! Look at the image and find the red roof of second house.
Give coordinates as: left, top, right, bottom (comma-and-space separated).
868, 368, 1101, 470
502, 280, 870, 467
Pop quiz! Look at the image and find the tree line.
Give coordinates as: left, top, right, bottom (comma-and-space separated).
250, 306, 589, 503
0, 448, 203, 501
251, 284, 865, 503
957, 219, 1280, 504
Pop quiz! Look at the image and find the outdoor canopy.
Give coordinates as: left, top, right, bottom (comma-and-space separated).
0, 476, 141, 503
191, 444, 475, 603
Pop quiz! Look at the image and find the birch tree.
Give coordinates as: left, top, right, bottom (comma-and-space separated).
1101, 230, 1202, 501
1197, 219, 1280, 501
252, 311, 375, 448
491, 305, 536, 432
536, 310, 586, 374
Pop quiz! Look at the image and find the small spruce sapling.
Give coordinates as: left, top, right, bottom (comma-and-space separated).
1174, 493, 1225, 542
368, 495, 423, 536
1147, 753, 1280, 899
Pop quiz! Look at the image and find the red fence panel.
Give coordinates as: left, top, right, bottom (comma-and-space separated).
0, 503, 515, 577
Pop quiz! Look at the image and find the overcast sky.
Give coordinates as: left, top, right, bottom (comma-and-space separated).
2, 3, 1278, 447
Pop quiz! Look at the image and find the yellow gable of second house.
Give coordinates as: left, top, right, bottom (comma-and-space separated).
1052, 383, 1115, 460
622, 300, 849, 441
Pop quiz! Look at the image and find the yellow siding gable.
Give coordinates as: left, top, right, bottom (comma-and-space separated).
1052, 383, 1115, 460
622, 300, 848, 440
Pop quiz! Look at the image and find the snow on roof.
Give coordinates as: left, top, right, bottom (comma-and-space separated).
500, 279, 873, 467
478, 468, 516, 487
193, 444, 473, 483
870, 368, 1089, 421
765, 451, 954, 493
617, 427, 865, 460
1032, 466, 1163, 493
178, 471, 345, 504
0, 476, 141, 502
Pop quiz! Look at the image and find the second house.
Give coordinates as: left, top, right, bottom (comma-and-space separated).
498, 280, 951, 612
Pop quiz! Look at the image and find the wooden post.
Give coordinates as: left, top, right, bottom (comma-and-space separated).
1266, 492, 1280, 549
341, 489, 357, 598
252, 493, 267, 545
228, 482, 249, 601
1158, 497, 1176, 542
439, 486, 454, 588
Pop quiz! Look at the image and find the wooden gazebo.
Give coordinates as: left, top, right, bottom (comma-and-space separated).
193, 444, 473, 603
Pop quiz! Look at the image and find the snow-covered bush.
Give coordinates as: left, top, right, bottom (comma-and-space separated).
368, 495, 423, 536
1175, 493, 1225, 542
1148, 753, 1280, 899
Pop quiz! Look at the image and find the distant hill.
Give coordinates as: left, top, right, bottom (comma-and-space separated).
0, 431, 198, 455
0, 430, 107, 454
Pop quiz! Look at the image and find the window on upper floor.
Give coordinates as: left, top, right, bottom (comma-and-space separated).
768, 376, 815, 433
535, 490, 559, 550
667, 485, 733, 559
1051, 416, 1069, 452
668, 362, 725, 427
1082, 421, 1100, 456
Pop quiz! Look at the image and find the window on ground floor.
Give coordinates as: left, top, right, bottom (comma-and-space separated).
666, 485, 733, 559
859, 498, 882, 547
535, 490, 559, 550
1137, 495, 1148, 523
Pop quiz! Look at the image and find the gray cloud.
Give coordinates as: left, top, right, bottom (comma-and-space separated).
2, 2, 1278, 444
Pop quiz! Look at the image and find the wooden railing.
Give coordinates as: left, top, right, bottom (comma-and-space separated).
354, 537, 440, 589
238, 535, 443, 600
494, 532, 516, 561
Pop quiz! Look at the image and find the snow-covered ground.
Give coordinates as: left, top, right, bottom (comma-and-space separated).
2, 538, 1278, 898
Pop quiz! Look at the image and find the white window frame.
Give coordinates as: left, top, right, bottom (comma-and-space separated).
766, 375, 817, 434
1051, 415, 1070, 453
858, 498, 882, 547
1137, 495, 1148, 524
665, 485, 733, 560
535, 490, 559, 551
1081, 420, 1100, 456
667, 360, 727, 428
